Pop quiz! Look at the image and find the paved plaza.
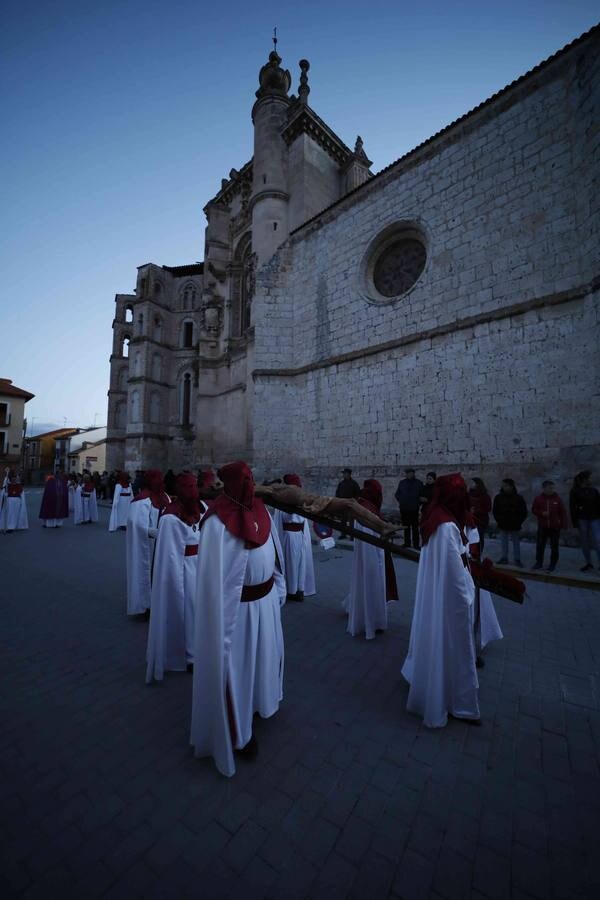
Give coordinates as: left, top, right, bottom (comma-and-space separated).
1, 490, 599, 899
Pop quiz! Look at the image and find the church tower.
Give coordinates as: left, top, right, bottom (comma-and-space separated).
250, 48, 292, 266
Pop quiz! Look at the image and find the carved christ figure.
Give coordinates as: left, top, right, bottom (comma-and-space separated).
254, 483, 400, 539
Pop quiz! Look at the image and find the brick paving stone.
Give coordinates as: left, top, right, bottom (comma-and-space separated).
221, 819, 268, 874
431, 846, 474, 900
472, 845, 510, 900
392, 847, 434, 900
311, 852, 357, 896
348, 851, 395, 900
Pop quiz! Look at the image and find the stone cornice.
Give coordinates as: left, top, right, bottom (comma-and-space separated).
205, 159, 253, 211
198, 382, 247, 398
248, 189, 290, 212
253, 278, 598, 380
281, 104, 352, 166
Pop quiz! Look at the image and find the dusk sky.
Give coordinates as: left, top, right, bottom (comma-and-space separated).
2, 0, 597, 434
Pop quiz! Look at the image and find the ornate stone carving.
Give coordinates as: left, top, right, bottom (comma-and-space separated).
373, 239, 427, 298
199, 301, 224, 337
298, 59, 310, 104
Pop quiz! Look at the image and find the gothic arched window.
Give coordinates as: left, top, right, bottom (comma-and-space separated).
232, 234, 255, 337
152, 353, 162, 382
122, 336, 131, 358
182, 320, 194, 348
125, 305, 133, 323
153, 316, 162, 342
181, 283, 196, 311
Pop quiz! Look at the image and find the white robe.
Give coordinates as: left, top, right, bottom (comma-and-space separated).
466, 526, 503, 651
402, 522, 479, 727
68, 484, 75, 514
126, 498, 159, 615
73, 486, 98, 524
145, 503, 207, 683
108, 484, 133, 531
190, 514, 286, 777
279, 511, 316, 596
1, 491, 28, 530
344, 521, 387, 639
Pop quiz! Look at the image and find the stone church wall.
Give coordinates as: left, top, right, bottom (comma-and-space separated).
252, 34, 600, 511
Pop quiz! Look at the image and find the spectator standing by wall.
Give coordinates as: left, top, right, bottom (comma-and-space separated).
395, 468, 424, 550
492, 479, 527, 567
335, 468, 360, 539
569, 471, 600, 572
469, 478, 492, 553
335, 468, 360, 500
532, 480, 568, 572
419, 472, 437, 516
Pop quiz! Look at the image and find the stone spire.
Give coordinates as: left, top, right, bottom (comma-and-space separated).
298, 59, 310, 104
256, 48, 291, 99
342, 135, 373, 193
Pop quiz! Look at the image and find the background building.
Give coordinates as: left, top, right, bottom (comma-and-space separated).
106, 27, 600, 500
0, 378, 34, 469
67, 427, 107, 474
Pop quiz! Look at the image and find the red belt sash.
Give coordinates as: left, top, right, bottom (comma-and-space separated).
184, 544, 198, 557
241, 574, 275, 602
120, 491, 131, 497
283, 522, 304, 532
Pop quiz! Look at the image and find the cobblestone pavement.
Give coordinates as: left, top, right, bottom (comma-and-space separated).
1, 491, 599, 899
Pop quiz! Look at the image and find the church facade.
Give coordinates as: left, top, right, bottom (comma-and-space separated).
106, 27, 599, 499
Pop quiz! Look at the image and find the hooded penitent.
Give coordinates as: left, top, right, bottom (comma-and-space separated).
201, 461, 270, 547
358, 478, 383, 515
166, 473, 203, 526
39, 472, 69, 520
420, 473, 470, 547
358, 478, 398, 602
135, 469, 169, 509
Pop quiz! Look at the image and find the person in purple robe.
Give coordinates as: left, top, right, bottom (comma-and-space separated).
39, 470, 70, 528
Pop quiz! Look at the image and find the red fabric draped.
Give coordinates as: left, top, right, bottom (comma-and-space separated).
283, 473, 302, 487
358, 479, 398, 600
134, 469, 170, 510
166, 473, 203, 526
359, 478, 383, 512
201, 461, 270, 548
420, 473, 470, 546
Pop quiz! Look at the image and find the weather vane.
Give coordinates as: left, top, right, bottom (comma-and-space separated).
273, 26, 277, 52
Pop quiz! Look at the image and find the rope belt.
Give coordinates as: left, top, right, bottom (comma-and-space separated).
283, 522, 304, 532
184, 544, 198, 557
241, 574, 275, 602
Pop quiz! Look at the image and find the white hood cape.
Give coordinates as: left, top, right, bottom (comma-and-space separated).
190, 512, 286, 777
402, 521, 480, 727
108, 483, 133, 531
126, 497, 160, 615
73, 486, 98, 524
145, 503, 207, 682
